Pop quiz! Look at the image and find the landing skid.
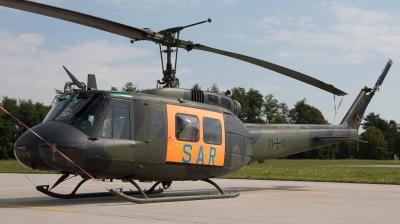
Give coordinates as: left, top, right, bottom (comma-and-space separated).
36, 174, 163, 199
36, 174, 239, 203
110, 178, 240, 204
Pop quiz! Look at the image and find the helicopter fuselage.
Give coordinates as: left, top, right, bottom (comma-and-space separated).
14, 89, 253, 181
14, 88, 358, 182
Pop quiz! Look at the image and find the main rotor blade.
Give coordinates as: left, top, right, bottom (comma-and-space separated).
1, 0, 347, 96
0, 0, 152, 40
190, 44, 347, 96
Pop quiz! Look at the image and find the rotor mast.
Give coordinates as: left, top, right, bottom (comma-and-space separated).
153, 18, 212, 88
158, 35, 178, 88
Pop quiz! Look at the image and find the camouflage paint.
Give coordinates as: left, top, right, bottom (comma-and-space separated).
247, 124, 357, 162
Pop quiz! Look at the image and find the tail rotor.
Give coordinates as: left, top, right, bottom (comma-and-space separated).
340, 59, 393, 129
341, 59, 393, 151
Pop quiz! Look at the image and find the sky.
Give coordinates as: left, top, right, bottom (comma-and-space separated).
1, 0, 400, 127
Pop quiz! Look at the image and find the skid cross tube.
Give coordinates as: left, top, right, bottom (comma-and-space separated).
110, 178, 240, 204
36, 177, 163, 199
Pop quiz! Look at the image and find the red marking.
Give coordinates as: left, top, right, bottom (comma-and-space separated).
114, 191, 124, 198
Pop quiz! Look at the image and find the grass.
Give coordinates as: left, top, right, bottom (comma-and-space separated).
222, 159, 400, 184
0, 160, 56, 174
2, 159, 400, 184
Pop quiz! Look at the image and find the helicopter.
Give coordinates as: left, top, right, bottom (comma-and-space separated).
0, 0, 393, 204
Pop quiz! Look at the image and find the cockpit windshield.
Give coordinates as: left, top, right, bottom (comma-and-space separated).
42, 94, 72, 123
55, 92, 105, 135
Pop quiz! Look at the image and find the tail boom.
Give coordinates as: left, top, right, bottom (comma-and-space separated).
247, 124, 357, 162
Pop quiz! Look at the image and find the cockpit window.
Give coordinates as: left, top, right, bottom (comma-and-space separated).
176, 114, 199, 142
55, 93, 104, 135
42, 94, 72, 122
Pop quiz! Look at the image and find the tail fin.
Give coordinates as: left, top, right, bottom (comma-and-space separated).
340, 59, 393, 129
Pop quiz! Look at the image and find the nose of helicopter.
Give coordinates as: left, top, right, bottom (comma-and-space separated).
14, 121, 91, 172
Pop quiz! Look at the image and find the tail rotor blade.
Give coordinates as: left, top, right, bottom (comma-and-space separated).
375, 59, 393, 88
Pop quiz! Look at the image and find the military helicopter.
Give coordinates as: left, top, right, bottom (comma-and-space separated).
0, 0, 393, 204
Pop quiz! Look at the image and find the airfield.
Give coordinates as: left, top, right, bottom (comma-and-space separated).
1, 174, 399, 223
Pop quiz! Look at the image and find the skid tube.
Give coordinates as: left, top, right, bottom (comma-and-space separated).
110, 178, 240, 204
36, 174, 163, 199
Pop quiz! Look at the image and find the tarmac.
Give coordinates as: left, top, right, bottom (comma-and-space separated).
1, 173, 400, 224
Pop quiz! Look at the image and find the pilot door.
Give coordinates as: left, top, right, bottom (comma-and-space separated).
93, 100, 135, 176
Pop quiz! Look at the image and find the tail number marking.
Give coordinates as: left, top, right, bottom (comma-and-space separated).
268, 138, 287, 149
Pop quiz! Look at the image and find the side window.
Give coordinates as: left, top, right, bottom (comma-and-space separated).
114, 105, 130, 139
100, 110, 112, 138
98, 103, 130, 140
150, 109, 165, 139
176, 114, 199, 142
203, 117, 222, 145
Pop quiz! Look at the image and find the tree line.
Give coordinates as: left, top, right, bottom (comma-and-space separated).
0, 97, 50, 159
0, 82, 398, 160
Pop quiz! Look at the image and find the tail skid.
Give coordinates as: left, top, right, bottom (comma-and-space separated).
340, 59, 393, 129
